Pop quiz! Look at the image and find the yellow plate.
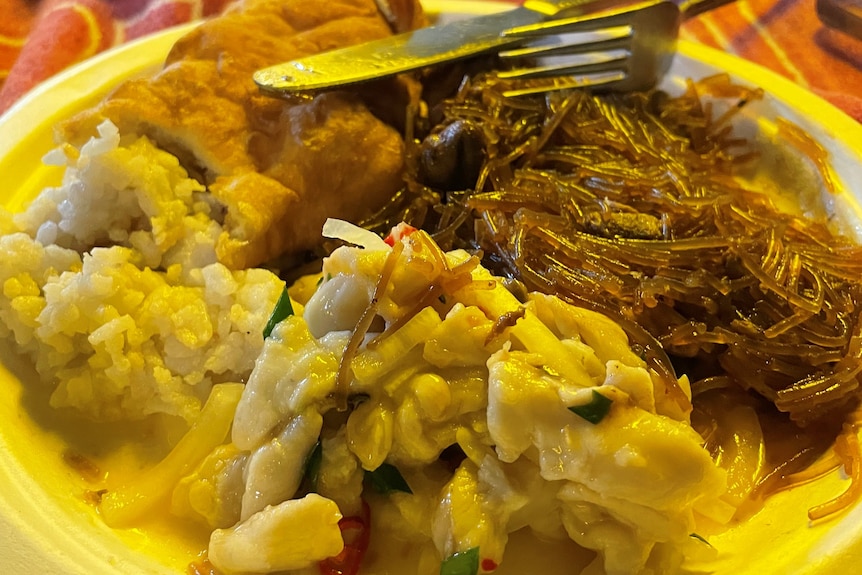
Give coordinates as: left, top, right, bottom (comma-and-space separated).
1, 2, 862, 574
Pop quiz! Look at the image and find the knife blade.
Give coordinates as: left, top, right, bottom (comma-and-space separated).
253, 0, 607, 96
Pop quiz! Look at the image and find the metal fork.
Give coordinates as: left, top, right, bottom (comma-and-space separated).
254, 0, 736, 96
495, 0, 738, 95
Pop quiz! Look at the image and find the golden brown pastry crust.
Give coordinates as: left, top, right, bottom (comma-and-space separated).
58, 0, 426, 269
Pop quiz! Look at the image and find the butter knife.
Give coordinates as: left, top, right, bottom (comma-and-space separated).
254, 0, 609, 96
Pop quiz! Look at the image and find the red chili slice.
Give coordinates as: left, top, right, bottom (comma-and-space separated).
187, 558, 219, 575
383, 222, 418, 246
318, 501, 372, 575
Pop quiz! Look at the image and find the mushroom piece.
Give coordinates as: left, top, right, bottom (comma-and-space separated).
418, 120, 487, 192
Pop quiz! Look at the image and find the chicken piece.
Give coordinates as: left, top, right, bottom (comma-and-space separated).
171, 444, 249, 530
374, 0, 427, 33
241, 410, 323, 521
57, 0, 426, 269
208, 493, 344, 574
61, 60, 248, 183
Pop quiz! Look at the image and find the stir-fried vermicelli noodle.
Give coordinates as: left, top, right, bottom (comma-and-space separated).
367, 73, 862, 518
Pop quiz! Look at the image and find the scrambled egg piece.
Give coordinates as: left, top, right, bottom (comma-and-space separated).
173, 223, 728, 575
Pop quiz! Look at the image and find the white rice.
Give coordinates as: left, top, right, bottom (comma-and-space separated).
16, 120, 223, 274
0, 121, 284, 422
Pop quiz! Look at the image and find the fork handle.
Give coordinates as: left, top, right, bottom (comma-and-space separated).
678, 0, 738, 19
528, 0, 737, 19
523, 0, 631, 16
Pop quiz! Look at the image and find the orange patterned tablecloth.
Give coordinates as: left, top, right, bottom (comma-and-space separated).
681, 0, 862, 121
0, 0, 236, 114
1, 0, 861, 120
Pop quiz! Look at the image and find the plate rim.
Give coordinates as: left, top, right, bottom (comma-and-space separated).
1, 1, 862, 574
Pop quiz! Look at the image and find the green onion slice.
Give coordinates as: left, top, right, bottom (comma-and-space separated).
366, 462, 412, 495
569, 390, 613, 424
298, 440, 322, 495
690, 532, 713, 547
263, 287, 294, 339
440, 547, 479, 575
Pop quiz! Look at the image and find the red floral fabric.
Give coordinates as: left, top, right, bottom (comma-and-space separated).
0, 0, 235, 114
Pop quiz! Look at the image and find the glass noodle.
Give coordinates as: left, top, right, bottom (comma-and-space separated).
362, 72, 862, 519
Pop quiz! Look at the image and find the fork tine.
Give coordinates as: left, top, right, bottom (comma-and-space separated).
497, 52, 629, 81
501, 72, 626, 98
504, 1, 657, 38
498, 32, 631, 60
